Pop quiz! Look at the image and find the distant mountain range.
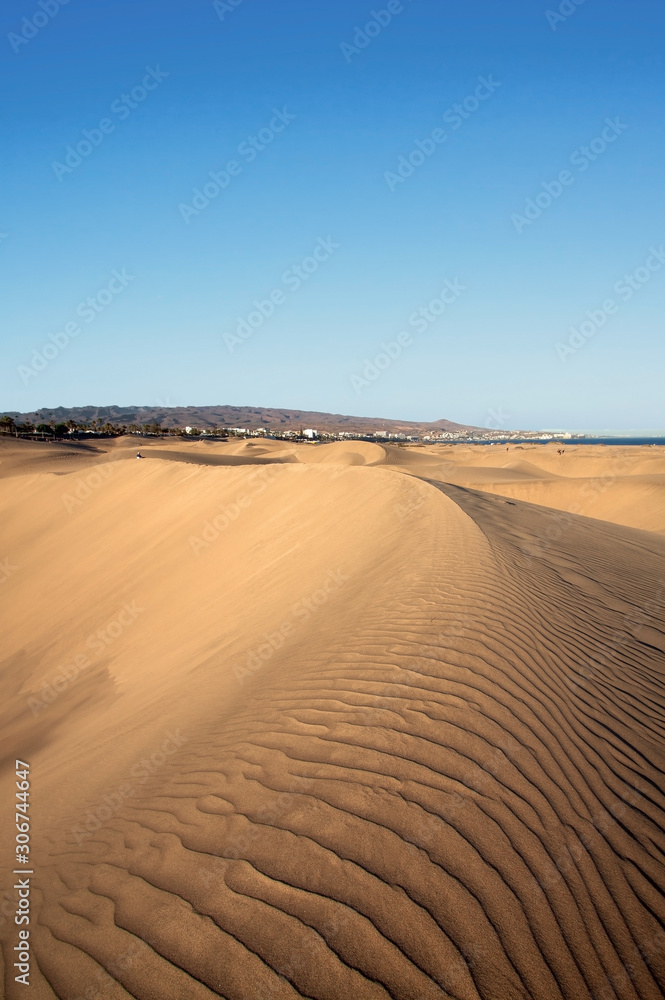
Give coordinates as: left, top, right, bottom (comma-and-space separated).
3, 405, 481, 436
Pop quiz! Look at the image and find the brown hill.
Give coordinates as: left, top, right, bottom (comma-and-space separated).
2, 404, 479, 436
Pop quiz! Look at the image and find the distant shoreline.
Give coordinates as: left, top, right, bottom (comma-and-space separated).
459, 437, 665, 447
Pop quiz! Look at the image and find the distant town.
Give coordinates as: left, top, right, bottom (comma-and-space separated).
0, 413, 575, 445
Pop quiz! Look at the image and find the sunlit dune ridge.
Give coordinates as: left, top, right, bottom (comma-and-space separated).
1, 435, 665, 999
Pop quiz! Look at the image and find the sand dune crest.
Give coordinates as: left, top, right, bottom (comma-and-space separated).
1, 440, 665, 998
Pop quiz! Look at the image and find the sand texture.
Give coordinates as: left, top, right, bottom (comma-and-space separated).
1, 437, 665, 999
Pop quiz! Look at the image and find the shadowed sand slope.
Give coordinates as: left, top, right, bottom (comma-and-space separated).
1, 446, 665, 998
381, 443, 665, 535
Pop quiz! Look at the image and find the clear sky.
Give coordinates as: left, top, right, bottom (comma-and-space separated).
1, 0, 663, 430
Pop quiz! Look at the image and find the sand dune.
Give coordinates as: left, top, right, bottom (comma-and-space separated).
1, 438, 665, 998
381, 443, 665, 535
300, 441, 386, 466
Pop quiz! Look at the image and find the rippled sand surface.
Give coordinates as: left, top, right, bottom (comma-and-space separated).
1, 436, 664, 999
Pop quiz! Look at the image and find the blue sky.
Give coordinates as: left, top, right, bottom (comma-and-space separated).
1, 0, 663, 429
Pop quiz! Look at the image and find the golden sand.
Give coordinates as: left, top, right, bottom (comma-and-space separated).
1, 436, 664, 998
